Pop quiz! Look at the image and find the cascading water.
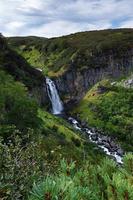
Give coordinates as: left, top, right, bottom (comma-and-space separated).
45, 77, 123, 164
46, 77, 63, 115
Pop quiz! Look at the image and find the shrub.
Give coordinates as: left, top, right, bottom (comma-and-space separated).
71, 137, 81, 147
29, 154, 133, 200
0, 132, 48, 199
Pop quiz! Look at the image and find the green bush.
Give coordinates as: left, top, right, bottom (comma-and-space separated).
71, 137, 81, 147
0, 133, 48, 199
29, 154, 133, 200
0, 70, 41, 138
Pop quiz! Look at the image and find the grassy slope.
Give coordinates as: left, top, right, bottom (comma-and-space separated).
0, 69, 105, 199
0, 35, 104, 163
1, 31, 133, 199
0, 69, 103, 164
72, 79, 133, 151
0, 35, 43, 89
38, 109, 104, 165
29, 154, 133, 200
8, 28, 133, 77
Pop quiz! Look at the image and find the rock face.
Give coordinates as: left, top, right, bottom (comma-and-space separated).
8, 49, 132, 108
119, 74, 133, 88
53, 50, 133, 107
30, 82, 48, 106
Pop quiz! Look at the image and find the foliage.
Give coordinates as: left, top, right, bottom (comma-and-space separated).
0, 70, 104, 199
72, 80, 133, 151
0, 35, 43, 88
0, 30, 133, 200
0, 70, 40, 138
0, 132, 48, 199
8, 29, 133, 77
29, 154, 133, 200
0, 118, 103, 200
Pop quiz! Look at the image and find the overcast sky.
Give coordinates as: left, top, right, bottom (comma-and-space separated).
0, 0, 133, 38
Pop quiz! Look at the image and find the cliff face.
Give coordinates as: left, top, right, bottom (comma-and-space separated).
3, 29, 133, 108
54, 49, 133, 108
35, 49, 133, 108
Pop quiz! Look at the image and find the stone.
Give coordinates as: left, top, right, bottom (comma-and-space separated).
91, 134, 98, 141
104, 142, 111, 149
117, 148, 124, 156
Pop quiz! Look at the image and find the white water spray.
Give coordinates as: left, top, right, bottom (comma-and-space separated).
46, 77, 63, 115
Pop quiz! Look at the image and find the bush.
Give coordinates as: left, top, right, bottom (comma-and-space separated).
0, 70, 41, 138
0, 132, 48, 199
71, 137, 81, 147
52, 125, 58, 132
29, 154, 133, 200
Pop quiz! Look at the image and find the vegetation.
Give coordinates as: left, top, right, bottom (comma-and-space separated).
72, 80, 133, 151
0, 30, 132, 199
0, 70, 40, 139
29, 154, 133, 200
0, 69, 103, 199
0, 34, 43, 89
8, 28, 133, 77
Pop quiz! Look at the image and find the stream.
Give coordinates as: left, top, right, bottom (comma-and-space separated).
68, 117, 123, 164
46, 77, 124, 164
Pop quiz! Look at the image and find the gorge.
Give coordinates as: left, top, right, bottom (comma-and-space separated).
46, 77, 123, 164
0, 29, 133, 199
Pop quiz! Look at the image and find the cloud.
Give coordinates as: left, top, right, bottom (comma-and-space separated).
0, 0, 133, 37
119, 19, 133, 28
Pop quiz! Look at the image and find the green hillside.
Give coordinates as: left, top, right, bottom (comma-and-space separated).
0, 30, 133, 200
72, 79, 133, 151
0, 69, 104, 199
0, 34, 43, 88
8, 28, 133, 77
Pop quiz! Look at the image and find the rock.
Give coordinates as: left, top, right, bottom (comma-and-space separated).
97, 85, 108, 94
104, 142, 111, 149
91, 127, 96, 133
110, 141, 116, 148
97, 140, 104, 145
82, 128, 89, 133
101, 136, 108, 142
91, 134, 98, 141
81, 121, 88, 127
117, 148, 124, 156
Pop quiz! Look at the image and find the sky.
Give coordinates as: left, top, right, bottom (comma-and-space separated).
0, 0, 133, 38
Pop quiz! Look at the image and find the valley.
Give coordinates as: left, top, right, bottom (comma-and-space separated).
0, 29, 133, 200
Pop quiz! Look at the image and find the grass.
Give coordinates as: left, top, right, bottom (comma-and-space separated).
37, 108, 106, 164
38, 109, 82, 142
7, 28, 133, 77
29, 154, 133, 200
72, 79, 133, 151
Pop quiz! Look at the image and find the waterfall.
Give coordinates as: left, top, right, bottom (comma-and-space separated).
46, 77, 63, 115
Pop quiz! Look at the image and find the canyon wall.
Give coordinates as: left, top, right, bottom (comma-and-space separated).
53, 50, 133, 108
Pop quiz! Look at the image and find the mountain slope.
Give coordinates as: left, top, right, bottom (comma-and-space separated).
7, 29, 133, 107
0, 69, 104, 199
72, 79, 133, 151
8, 28, 133, 77
0, 29, 133, 199
0, 34, 49, 106
0, 35, 44, 88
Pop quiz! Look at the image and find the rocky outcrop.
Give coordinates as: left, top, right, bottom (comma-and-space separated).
29, 49, 133, 108
54, 50, 133, 108
116, 73, 133, 88
29, 82, 48, 106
